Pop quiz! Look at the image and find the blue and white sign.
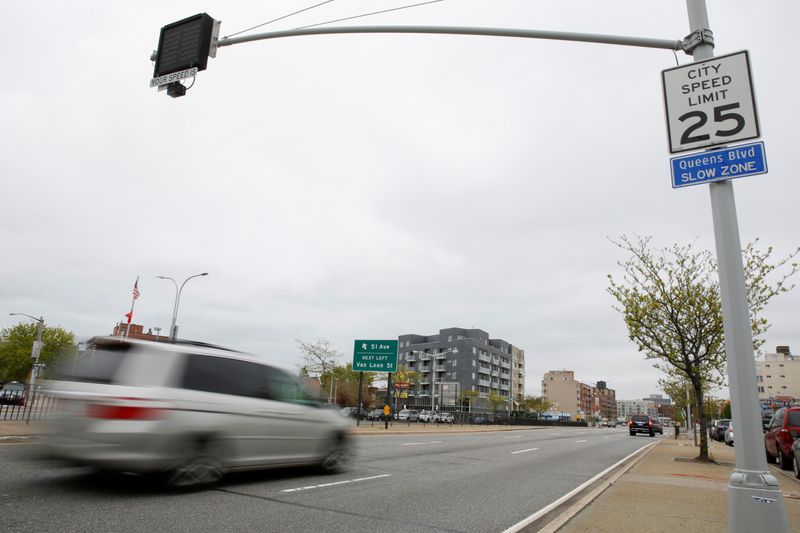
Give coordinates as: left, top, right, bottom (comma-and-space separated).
670, 141, 767, 189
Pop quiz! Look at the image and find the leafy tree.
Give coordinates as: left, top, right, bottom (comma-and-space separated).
0, 322, 76, 382
608, 235, 798, 461
392, 365, 419, 410
325, 364, 374, 407
526, 396, 552, 417
296, 338, 342, 377
487, 392, 506, 414
460, 389, 479, 412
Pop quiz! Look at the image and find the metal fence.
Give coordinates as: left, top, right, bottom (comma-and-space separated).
0, 392, 60, 422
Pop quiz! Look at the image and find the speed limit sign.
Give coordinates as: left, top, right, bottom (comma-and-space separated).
662, 50, 760, 154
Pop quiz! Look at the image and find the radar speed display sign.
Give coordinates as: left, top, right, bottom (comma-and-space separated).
662, 50, 760, 154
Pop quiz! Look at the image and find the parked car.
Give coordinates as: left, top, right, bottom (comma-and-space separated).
473, 414, 495, 425
628, 414, 656, 437
0, 382, 27, 406
724, 422, 734, 446
397, 409, 419, 422
366, 408, 386, 421
435, 412, 454, 424
792, 438, 800, 479
764, 407, 800, 469
418, 410, 433, 423
651, 418, 664, 435
42, 336, 351, 488
710, 419, 731, 442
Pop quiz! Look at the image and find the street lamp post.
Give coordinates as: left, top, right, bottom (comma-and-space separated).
157, 273, 208, 342
9, 313, 44, 424
411, 348, 455, 417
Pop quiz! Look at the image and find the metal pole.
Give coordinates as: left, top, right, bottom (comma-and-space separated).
685, 2, 789, 530
356, 372, 364, 427
219, 25, 683, 52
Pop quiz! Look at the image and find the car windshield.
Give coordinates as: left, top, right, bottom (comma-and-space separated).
5, 384, 24, 391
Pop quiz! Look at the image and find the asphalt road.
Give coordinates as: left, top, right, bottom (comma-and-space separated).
1, 426, 663, 532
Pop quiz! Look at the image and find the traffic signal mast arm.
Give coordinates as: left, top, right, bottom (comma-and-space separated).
218, 25, 686, 53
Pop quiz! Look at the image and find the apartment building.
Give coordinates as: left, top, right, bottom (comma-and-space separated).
541, 370, 616, 421
397, 327, 525, 411
756, 346, 799, 401
617, 399, 660, 420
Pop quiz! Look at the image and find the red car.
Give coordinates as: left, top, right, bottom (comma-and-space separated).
764, 407, 800, 469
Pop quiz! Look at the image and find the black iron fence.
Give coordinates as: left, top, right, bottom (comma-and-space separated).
0, 392, 60, 422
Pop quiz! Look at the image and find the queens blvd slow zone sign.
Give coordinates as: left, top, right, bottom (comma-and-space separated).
352, 340, 398, 372
662, 51, 760, 154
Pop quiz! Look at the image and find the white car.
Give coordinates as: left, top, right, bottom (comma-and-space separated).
43, 336, 351, 488
724, 422, 734, 446
418, 410, 433, 422
435, 412, 454, 424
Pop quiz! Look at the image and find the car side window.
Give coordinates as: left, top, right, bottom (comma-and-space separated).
181, 353, 268, 399
266, 368, 315, 405
771, 410, 783, 428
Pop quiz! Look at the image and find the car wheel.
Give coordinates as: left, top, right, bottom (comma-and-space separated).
629, 431, 635, 436
779, 448, 793, 470
793, 454, 800, 479
649, 431, 655, 437
320, 433, 351, 474
163, 437, 224, 489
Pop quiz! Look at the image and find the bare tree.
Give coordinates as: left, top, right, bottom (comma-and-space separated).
296, 338, 342, 377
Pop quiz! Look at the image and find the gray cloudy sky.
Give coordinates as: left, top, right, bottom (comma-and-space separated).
2, 1, 797, 401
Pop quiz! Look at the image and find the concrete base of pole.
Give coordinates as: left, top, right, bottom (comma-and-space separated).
727, 470, 789, 533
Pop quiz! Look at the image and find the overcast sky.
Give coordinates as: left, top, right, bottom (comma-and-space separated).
2, 1, 797, 401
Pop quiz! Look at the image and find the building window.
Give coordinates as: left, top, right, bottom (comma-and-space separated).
452, 359, 457, 367
447, 335, 452, 342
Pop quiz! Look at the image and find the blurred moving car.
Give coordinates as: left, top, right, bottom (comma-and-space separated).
339, 406, 366, 420
0, 382, 27, 406
43, 337, 351, 487
628, 414, 656, 437
724, 422, 734, 446
710, 419, 731, 442
764, 407, 800, 470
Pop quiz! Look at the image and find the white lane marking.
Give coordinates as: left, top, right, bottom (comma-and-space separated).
282, 474, 391, 493
504, 435, 522, 439
511, 447, 539, 455
549, 432, 561, 435
503, 441, 658, 533
575, 439, 588, 443
402, 440, 443, 446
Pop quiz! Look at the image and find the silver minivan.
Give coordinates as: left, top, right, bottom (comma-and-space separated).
43, 337, 351, 487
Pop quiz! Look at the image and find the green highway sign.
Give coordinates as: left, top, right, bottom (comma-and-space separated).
352, 340, 398, 372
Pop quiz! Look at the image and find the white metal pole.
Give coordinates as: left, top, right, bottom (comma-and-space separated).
685, 2, 789, 530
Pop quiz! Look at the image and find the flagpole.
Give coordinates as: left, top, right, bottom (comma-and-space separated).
125, 276, 139, 339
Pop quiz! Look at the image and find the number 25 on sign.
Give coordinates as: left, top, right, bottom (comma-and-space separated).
662, 50, 760, 154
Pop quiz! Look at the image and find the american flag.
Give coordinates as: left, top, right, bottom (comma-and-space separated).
132, 279, 140, 300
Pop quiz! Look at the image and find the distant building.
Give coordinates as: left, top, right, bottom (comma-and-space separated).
644, 394, 672, 406
112, 323, 168, 343
617, 399, 659, 420
541, 371, 616, 421
397, 327, 525, 412
756, 346, 799, 401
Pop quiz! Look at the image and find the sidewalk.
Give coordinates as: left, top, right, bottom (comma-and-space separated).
552, 432, 800, 533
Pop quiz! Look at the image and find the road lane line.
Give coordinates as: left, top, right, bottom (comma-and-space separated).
504, 435, 522, 439
282, 474, 391, 493
575, 439, 588, 443
511, 447, 539, 455
401, 440, 443, 446
503, 441, 658, 533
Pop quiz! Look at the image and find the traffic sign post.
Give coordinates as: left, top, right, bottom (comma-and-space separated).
670, 141, 767, 188
352, 340, 398, 372
662, 50, 760, 154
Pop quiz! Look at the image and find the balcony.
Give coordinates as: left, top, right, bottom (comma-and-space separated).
500, 371, 511, 379
478, 353, 492, 363
418, 354, 432, 361
499, 361, 511, 369
434, 365, 446, 372
500, 384, 510, 391
435, 352, 448, 360
405, 355, 416, 363
478, 379, 491, 387
419, 367, 431, 373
